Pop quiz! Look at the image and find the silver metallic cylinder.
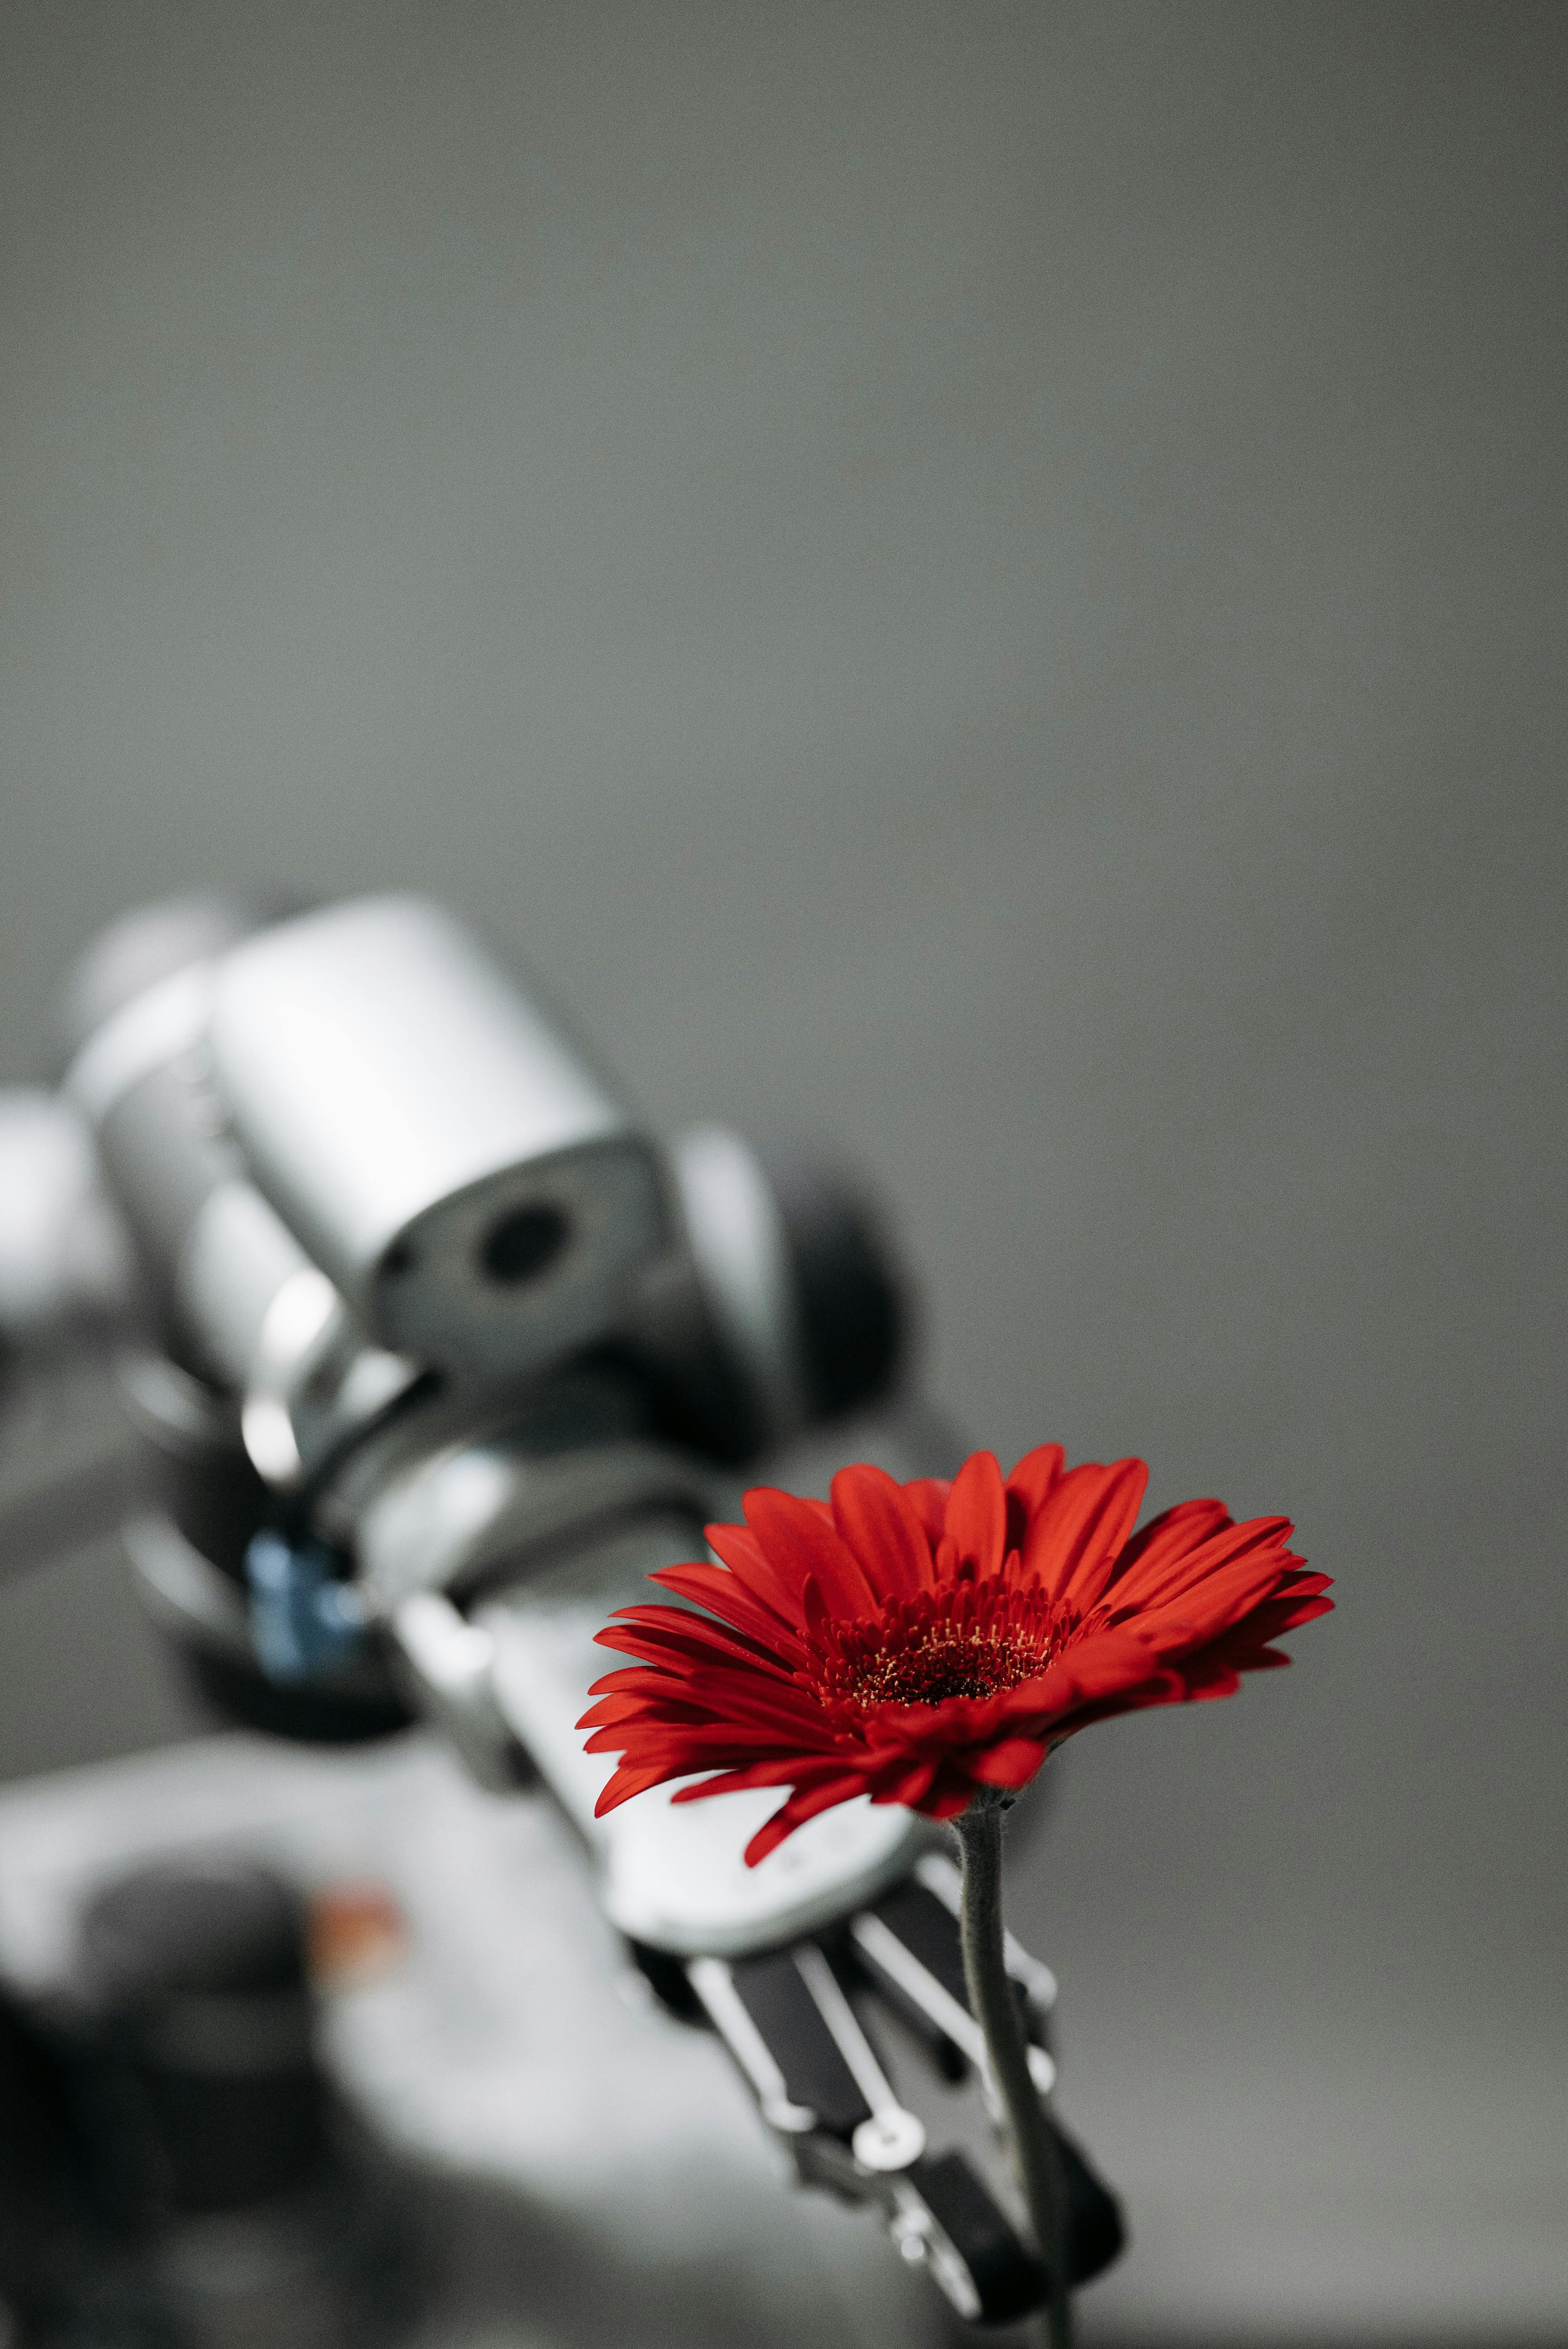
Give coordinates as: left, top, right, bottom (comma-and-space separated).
207, 896, 670, 1381
62, 947, 317, 1397
58, 898, 418, 1488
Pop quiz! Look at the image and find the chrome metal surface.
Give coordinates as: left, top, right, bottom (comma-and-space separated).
851, 1909, 1057, 2099
671, 1125, 809, 1445
688, 1956, 820, 2137
208, 896, 670, 1379
63, 964, 213, 1129
386, 1592, 515, 1793
791, 1942, 927, 2174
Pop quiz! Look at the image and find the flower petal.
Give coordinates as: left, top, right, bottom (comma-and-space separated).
944, 1450, 1008, 1575
742, 1773, 873, 1866
966, 1736, 1048, 1788
647, 1562, 808, 1662
598, 1604, 800, 1679
669, 1754, 854, 1801
1125, 1539, 1300, 1652
705, 1521, 814, 1628
746, 1487, 879, 1617
1005, 1442, 1065, 1554
1102, 1497, 1232, 1606
903, 1478, 951, 1545
1017, 1624, 1173, 1725
865, 1756, 937, 1807
594, 1760, 696, 1814
1104, 1512, 1293, 1621
1024, 1457, 1149, 1609
831, 1461, 934, 1599
917, 1762, 983, 1820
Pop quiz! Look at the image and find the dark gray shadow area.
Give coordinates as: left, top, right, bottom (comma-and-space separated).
0, 1364, 210, 1777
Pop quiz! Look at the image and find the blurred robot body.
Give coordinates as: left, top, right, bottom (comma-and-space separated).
0, 891, 1121, 2343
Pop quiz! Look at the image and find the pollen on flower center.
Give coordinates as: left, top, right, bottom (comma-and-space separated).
844, 1627, 1047, 1707
813, 1577, 1070, 1713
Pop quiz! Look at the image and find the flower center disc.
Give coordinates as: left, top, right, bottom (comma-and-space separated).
844, 1627, 1043, 1707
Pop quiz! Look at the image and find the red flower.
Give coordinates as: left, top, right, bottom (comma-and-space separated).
580, 1446, 1333, 1866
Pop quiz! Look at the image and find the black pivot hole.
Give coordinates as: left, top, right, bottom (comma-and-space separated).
480, 1201, 571, 1286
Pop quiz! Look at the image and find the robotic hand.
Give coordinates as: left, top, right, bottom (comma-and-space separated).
36, 889, 1121, 2328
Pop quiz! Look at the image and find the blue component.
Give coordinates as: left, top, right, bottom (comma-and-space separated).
245, 1528, 370, 1684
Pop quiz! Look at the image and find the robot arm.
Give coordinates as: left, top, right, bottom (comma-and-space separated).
31, 888, 1121, 2328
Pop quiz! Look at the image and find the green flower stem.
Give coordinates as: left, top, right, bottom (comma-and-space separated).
952, 1790, 1074, 2349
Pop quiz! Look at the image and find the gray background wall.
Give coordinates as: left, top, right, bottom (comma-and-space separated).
0, 4, 1563, 2341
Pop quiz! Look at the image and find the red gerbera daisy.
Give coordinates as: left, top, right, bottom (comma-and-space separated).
580, 1445, 1332, 1866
